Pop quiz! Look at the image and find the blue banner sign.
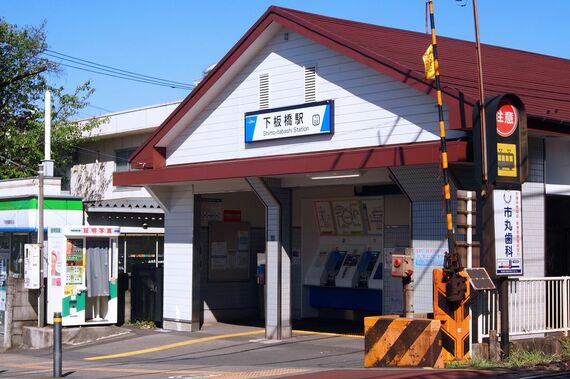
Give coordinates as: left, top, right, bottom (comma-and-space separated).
244, 100, 333, 143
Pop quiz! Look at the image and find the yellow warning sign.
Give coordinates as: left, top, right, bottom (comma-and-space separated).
497, 143, 517, 177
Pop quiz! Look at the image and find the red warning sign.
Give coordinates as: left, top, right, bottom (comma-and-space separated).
496, 102, 518, 137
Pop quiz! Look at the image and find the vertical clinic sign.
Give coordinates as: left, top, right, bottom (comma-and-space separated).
493, 189, 523, 276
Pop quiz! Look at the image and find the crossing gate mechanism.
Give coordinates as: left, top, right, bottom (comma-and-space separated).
433, 268, 471, 361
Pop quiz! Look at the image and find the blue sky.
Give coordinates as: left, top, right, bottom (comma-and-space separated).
2, 1, 568, 118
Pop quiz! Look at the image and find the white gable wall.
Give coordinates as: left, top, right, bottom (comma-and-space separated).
166, 28, 464, 166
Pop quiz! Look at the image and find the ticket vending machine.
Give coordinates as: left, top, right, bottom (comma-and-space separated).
356, 250, 381, 288
305, 247, 347, 287
304, 248, 332, 286
335, 247, 364, 288
368, 252, 384, 289
47, 226, 120, 326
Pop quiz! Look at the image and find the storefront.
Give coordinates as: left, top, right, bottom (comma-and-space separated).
114, 7, 570, 338
0, 180, 83, 343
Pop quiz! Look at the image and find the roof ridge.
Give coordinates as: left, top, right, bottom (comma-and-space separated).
271, 5, 569, 61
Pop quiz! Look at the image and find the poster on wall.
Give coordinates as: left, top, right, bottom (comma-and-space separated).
209, 222, 250, 282
413, 248, 446, 268
314, 201, 335, 235
362, 199, 384, 234
211, 242, 228, 269
200, 198, 223, 225
24, 244, 41, 289
332, 200, 364, 235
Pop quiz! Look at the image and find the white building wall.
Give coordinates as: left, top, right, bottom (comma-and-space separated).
162, 185, 195, 325
167, 29, 463, 165
86, 101, 180, 139
71, 132, 153, 201
545, 139, 570, 196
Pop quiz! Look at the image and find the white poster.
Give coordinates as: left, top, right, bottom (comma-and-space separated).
314, 201, 335, 235
24, 244, 41, 289
211, 242, 228, 269
494, 189, 523, 276
332, 200, 364, 235
362, 199, 384, 234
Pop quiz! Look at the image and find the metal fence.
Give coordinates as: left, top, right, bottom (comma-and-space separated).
476, 276, 570, 342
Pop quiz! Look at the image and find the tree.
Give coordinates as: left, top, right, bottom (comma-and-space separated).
0, 17, 101, 180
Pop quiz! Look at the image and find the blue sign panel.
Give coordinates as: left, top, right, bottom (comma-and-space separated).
244, 100, 333, 143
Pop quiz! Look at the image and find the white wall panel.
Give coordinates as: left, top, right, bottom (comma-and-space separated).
167, 29, 463, 166
522, 182, 545, 277
163, 186, 194, 322
545, 139, 570, 195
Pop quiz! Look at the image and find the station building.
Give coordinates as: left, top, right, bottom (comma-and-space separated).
114, 7, 570, 338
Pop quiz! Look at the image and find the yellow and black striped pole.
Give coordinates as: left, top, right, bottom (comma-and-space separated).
427, 0, 459, 270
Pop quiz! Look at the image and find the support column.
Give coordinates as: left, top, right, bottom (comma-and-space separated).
246, 177, 291, 340
147, 185, 198, 332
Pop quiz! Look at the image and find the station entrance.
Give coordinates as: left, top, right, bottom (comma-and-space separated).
191, 169, 411, 335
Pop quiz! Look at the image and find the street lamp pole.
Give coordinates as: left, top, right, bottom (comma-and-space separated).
37, 163, 44, 328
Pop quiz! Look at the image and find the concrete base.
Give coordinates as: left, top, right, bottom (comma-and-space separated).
265, 325, 292, 340
473, 335, 566, 360
22, 325, 131, 349
163, 320, 194, 332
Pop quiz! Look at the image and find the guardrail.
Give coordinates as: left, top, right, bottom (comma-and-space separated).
476, 276, 570, 342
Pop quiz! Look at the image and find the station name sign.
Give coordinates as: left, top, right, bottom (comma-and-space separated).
244, 100, 333, 143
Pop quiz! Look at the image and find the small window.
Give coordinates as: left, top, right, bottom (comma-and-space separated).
259, 73, 270, 109
304, 65, 316, 103
115, 148, 137, 172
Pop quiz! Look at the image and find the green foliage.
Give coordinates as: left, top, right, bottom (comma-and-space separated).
0, 17, 100, 180
505, 348, 557, 368
445, 348, 560, 369
445, 357, 501, 369
560, 337, 570, 358
126, 320, 157, 329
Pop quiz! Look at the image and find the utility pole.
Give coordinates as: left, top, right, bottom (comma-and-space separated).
473, 0, 488, 192
471, 0, 510, 358
37, 89, 53, 327
37, 162, 44, 328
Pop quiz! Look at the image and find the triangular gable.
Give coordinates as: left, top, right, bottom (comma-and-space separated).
127, 6, 569, 172
129, 6, 466, 170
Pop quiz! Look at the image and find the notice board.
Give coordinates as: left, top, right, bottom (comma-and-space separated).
208, 221, 250, 282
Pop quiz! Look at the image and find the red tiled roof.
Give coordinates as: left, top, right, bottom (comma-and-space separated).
128, 6, 570, 170
277, 6, 570, 123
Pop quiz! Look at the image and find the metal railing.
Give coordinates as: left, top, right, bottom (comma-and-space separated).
476, 276, 570, 342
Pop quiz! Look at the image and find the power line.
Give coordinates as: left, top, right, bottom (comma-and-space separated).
87, 104, 115, 113
45, 49, 193, 88
57, 62, 194, 90
74, 145, 145, 167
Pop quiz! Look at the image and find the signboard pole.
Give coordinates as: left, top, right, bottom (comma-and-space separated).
499, 277, 509, 358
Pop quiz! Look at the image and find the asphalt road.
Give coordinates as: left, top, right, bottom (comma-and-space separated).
2, 323, 569, 379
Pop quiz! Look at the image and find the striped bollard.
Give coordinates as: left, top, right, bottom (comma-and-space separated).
53, 312, 62, 377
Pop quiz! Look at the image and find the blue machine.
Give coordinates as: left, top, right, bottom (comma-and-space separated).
356, 250, 381, 288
